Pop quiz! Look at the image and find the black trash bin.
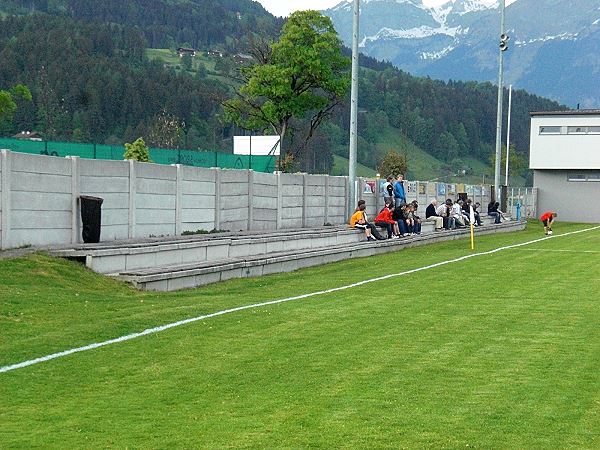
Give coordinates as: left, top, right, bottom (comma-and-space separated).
80, 195, 104, 243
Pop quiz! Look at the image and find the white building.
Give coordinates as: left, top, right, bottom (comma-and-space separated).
530, 110, 600, 223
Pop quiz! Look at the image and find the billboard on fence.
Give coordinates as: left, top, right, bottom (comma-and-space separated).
234, 136, 280, 156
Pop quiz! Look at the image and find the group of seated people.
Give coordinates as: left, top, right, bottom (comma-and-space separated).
350, 197, 507, 241
350, 200, 422, 241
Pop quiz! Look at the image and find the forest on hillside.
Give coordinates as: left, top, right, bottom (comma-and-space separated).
0, 0, 283, 50
0, 7, 566, 179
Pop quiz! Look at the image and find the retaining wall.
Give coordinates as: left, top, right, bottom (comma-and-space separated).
0, 150, 497, 250
0, 151, 351, 249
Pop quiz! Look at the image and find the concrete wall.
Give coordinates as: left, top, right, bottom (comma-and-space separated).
358, 178, 493, 219
0, 150, 496, 249
534, 169, 600, 223
0, 151, 351, 249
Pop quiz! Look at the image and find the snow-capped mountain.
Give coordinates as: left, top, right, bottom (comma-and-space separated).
324, 0, 600, 107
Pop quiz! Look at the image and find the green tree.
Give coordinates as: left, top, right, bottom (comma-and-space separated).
378, 150, 408, 178
148, 110, 184, 149
224, 10, 350, 167
181, 53, 193, 72
124, 137, 151, 162
0, 84, 32, 133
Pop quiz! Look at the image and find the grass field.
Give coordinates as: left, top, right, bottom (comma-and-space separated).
2, 222, 600, 448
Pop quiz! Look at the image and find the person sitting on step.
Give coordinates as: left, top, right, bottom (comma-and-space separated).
349, 203, 386, 241
375, 203, 401, 239
425, 199, 444, 231
411, 201, 423, 235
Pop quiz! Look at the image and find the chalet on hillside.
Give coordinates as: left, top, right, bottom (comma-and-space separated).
233, 53, 254, 64
12, 131, 43, 141
207, 50, 224, 58
177, 47, 196, 58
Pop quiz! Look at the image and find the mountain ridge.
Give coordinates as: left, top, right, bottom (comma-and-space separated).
324, 0, 600, 107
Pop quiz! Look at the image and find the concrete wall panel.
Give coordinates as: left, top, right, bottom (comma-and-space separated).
11, 153, 71, 176
181, 166, 215, 182
81, 176, 129, 194
182, 194, 215, 209
12, 210, 71, 229
80, 159, 128, 177
12, 173, 71, 194
11, 192, 71, 211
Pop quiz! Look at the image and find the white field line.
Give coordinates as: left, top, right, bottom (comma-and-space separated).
2, 225, 600, 375
511, 248, 600, 254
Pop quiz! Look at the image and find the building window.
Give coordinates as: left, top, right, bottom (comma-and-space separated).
567, 173, 587, 182
568, 173, 600, 182
587, 173, 600, 182
567, 126, 586, 134
589, 126, 600, 134
539, 126, 561, 134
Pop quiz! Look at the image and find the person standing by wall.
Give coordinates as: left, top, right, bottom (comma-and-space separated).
393, 174, 406, 207
383, 176, 394, 206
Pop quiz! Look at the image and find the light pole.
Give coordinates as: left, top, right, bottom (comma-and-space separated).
505, 84, 513, 186
493, 0, 508, 202
348, 0, 360, 213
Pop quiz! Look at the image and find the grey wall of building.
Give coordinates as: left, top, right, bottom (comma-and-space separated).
534, 170, 600, 223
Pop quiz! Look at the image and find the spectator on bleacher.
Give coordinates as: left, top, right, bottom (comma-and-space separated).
437, 199, 456, 230
375, 203, 401, 239
392, 204, 409, 236
393, 174, 407, 207
487, 201, 502, 224
402, 202, 418, 235
350, 203, 385, 241
425, 199, 444, 231
463, 199, 483, 226
382, 176, 394, 205
410, 201, 423, 235
451, 199, 467, 228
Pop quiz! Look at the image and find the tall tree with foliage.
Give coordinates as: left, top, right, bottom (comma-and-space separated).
224, 10, 350, 166
378, 150, 408, 179
0, 84, 32, 132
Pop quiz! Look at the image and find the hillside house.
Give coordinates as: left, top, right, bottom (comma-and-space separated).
177, 47, 196, 58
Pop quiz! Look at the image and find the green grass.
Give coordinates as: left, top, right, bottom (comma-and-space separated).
331, 154, 378, 177
2, 222, 600, 448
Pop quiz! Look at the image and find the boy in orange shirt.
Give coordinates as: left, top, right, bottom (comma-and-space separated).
540, 211, 557, 235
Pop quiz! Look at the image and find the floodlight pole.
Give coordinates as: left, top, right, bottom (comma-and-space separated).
505, 84, 513, 186
493, 0, 506, 202
348, 0, 360, 213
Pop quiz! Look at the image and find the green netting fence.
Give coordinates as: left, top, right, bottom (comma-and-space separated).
0, 138, 277, 173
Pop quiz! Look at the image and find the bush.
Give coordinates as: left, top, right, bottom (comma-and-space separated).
124, 137, 151, 162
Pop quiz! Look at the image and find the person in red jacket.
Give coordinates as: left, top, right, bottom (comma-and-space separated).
540, 211, 557, 235
375, 203, 401, 239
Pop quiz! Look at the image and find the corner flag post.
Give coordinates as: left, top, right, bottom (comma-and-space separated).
469, 205, 476, 250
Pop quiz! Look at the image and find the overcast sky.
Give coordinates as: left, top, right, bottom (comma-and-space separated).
255, 0, 507, 18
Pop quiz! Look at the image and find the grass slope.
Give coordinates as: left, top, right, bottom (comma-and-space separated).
331, 154, 378, 177
2, 223, 600, 448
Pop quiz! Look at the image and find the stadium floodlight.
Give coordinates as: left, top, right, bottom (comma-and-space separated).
348, 0, 359, 214
493, 0, 507, 204
500, 33, 510, 52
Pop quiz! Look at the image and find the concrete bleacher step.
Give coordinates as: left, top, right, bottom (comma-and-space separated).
114, 220, 525, 292
50, 226, 366, 274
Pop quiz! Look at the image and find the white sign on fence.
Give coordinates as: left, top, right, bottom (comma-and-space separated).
233, 136, 280, 156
